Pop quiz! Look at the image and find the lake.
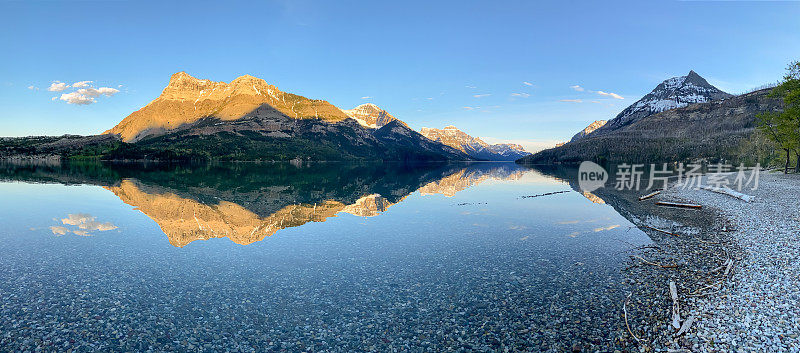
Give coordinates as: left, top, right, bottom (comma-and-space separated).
0, 161, 653, 352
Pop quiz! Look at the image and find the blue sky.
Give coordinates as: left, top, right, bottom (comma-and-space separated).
1, 0, 799, 151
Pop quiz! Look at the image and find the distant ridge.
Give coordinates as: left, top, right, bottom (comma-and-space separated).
420, 125, 530, 161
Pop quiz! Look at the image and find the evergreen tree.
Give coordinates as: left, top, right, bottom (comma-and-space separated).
759, 61, 800, 173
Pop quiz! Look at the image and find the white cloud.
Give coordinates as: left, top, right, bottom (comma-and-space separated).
361, 96, 372, 99
510, 93, 530, 98
463, 106, 476, 110
48, 81, 68, 92
523, 81, 533, 86
465, 85, 477, 89
77, 87, 119, 97
27, 85, 38, 91
473, 94, 491, 98
560, 99, 583, 103
52, 83, 120, 105
596, 91, 624, 99
570, 85, 584, 92
59, 92, 96, 105
96, 87, 119, 96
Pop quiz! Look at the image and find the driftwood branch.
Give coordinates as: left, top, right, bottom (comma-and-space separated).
675, 314, 696, 337
689, 280, 723, 296
699, 185, 755, 202
631, 255, 678, 268
670, 280, 681, 330
642, 225, 680, 236
623, 292, 641, 344
724, 259, 734, 277
639, 190, 661, 201
656, 201, 702, 209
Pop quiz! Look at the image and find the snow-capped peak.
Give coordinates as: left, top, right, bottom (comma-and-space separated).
596, 70, 732, 134
341, 103, 407, 129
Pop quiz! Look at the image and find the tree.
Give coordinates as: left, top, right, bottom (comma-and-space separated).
759, 61, 800, 173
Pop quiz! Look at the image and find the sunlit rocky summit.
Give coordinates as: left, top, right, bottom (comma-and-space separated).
569, 120, 607, 142
106, 72, 349, 142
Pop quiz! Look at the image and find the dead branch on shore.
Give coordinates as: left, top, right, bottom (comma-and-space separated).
723, 259, 734, 277
639, 190, 661, 201
656, 201, 702, 209
689, 280, 724, 296
623, 292, 641, 344
699, 185, 755, 202
675, 314, 697, 337
642, 225, 680, 236
670, 280, 682, 330
631, 255, 678, 268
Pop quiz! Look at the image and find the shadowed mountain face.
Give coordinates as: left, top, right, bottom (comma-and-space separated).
0, 161, 529, 247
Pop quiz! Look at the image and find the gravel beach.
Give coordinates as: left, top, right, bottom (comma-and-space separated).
661, 172, 800, 352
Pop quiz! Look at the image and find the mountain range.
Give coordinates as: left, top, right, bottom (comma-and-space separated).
520, 71, 780, 164
420, 126, 530, 161
5, 72, 529, 162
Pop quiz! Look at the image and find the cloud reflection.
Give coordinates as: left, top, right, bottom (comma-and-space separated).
49, 213, 118, 236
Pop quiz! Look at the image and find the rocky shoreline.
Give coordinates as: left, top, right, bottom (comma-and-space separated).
621, 172, 799, 352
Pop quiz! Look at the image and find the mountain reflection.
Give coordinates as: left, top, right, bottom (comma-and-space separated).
2, 161, 531, 247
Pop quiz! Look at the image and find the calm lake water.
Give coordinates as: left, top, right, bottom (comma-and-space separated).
0, 162, 652, 352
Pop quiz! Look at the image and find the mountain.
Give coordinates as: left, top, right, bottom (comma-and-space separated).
419, 125, 530, 161
341, 103, 407, 129
592, 71, 732, 136
486, 143, 530, 160
373, 121, 468, 160
106, 72, 349, 142
569, 120, 607, 142
518, 88, 781, 164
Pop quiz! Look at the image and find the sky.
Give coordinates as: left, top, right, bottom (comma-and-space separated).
1, 0, 799, 152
